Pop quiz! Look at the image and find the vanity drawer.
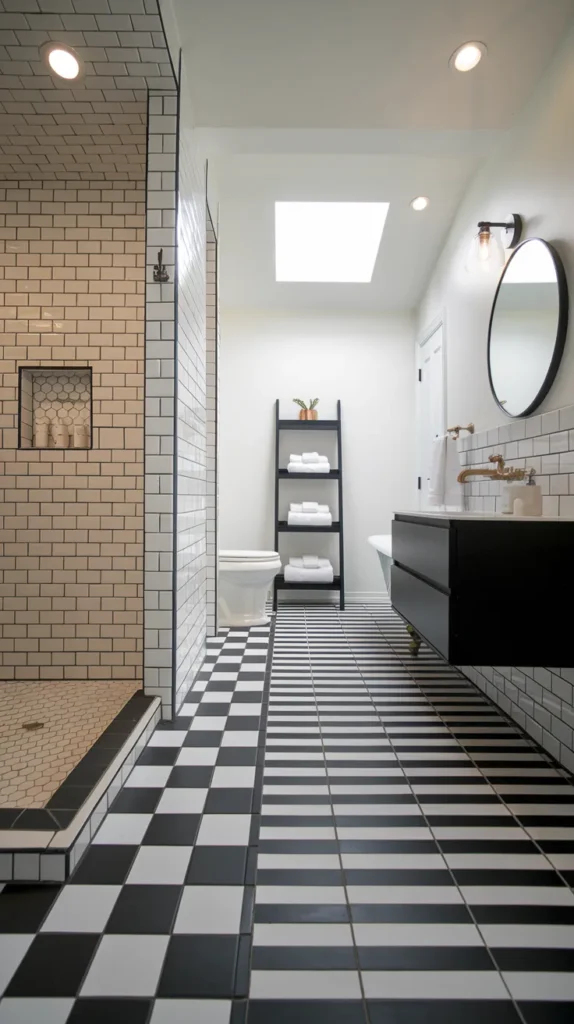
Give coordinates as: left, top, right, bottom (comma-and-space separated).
392, 519, 450, 590
391, 564, 450, 660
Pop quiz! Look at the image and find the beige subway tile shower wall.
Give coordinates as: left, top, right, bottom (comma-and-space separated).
0, 180, 145, 681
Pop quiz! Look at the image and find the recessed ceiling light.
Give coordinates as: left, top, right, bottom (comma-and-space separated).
450, 41, 486, 72
275, 201, 389, 283
42, 42, 82, 80
410, 196, 429, 212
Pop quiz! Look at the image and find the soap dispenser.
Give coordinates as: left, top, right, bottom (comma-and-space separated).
513, 469, 542, 516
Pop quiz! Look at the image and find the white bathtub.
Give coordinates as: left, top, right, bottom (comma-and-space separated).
368, 534, 392, 597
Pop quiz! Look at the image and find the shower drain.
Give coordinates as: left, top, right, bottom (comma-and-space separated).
22, 721, 44, 731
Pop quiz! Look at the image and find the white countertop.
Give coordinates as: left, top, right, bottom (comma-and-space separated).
394, 510, 574, 522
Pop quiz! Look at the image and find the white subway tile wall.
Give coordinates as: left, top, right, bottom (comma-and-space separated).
0, 178, 145, 681
144, 90, 178, 716
458, 406, 574, 772
206, 212, 218, 636
174, 71, 208, 714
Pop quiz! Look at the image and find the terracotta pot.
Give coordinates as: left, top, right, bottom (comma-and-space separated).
299, 409, 308, 420
308, 409, 318, 420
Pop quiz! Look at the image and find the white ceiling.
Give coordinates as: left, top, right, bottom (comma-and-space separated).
168, 0, 574, 312
217, 151, 477, 312
172, 0, 574, 130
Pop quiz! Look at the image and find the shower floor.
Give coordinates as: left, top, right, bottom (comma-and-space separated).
0, 680, 141, 809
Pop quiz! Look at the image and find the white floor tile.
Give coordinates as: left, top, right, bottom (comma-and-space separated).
196, 814, 251, 846
250, 969, 362, 999
444, 853, 551, 870
353, 922, 483, 946
260, 827, 336, 840
150, 1000, 231, 1023
462, 886, 574, 905
346, 886, 463, 905
81, 935, 169, 996
253, 923, 354, 946
341, 854, 444, 869
228, 704, 262, 716
126, 846, 192, 885
220, 732, 259, 747
0, 936, 34, 998
41, 885, 120, 933
124, 766, 173, 788
176, 748, 219, 766
255, 886, 346, 904
148, 732, 188, 748
189, 717, 228, 731
479, 924, 574, 948
503, 971, 574, 1000
174, 886, 244, 934
92, 814, 152, 845
211, 766, 256, 788
361, 970, 508, 999
257, 854, 341, 869
155, 788, 208, 814
0, 999, 74, 1024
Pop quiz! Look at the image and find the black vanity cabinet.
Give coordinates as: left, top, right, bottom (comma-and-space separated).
391, 513, 574, 666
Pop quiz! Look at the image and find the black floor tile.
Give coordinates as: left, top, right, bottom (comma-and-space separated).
110, 787, 162, 813
206, 680, 237, 691
67, 998, 151, 1023
184, 730, 225, 747
105, 884, 181, 934
204, 788, 254, 813
0, 808, 20, 828
256, 869, 344, 886
247, 1001, 367, 1023
167, 766, 214, 787
71, 845, 139, 884
0, 884, 60, 933
136, 747, 180, 766
472, 905, 574, 924
225, 717, 261, 731
358, 946, 493, 970
142, 813, 201, 845
492, 948, 574, 971
518, 1003, 574, 1024
217, 748, 258, 766
252, 947, 357, 969
157, 935, 238, 997
351, 904, 472, 923
6, 934, 99, 996
186, 846, 248, 884
451, 870, 566, 887
254, 903, 350, 923
344, 869, 453, 886
367, 1001, 523, 1024
196, 702, 232, 716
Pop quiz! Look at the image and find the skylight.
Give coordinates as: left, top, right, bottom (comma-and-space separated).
275, 201, 389, 283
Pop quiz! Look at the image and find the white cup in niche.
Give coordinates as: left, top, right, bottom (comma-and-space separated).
52, 423, 69, 448
34, 423, 49, 448
73, 424, 89, 448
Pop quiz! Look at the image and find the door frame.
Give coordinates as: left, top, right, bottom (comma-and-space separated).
416, 312, 447, 510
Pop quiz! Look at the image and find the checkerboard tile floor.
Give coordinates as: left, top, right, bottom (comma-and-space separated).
1, 604, 574, 1022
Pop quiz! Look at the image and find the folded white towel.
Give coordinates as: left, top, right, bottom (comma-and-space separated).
287, 511, 332, 527
287, 462, 330, 473
289, 454, 302, 462
302, 502, 319, 512
317, 455, 328, 464
302, 452, 320, 464
318, 504, 330, 514
290, 503, 303, 513
289, 557, 332, 569
284, 565, 334, 584
302, 554, 320, 567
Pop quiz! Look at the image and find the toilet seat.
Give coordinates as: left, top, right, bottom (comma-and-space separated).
220, 550, 281, 571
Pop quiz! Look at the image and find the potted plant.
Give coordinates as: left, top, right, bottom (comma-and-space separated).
293, 398, 320, 420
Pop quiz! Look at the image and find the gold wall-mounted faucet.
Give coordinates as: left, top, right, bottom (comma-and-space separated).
457, 454, 528, 484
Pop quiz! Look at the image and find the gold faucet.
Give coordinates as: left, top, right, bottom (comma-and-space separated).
457, 454, 527, 484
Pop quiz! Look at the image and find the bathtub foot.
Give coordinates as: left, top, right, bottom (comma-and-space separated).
406, 624, 421, 657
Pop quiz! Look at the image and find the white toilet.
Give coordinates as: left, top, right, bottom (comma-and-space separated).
218, 550, 282, 627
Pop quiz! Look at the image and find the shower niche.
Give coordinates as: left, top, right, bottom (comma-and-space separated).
19, 366, 92, 450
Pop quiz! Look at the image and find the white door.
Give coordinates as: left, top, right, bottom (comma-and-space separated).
418, 321, 445, 510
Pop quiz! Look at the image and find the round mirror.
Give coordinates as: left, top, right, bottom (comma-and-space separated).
488, 238, 568, 417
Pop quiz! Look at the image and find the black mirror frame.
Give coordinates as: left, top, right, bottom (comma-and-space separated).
487, 237, 569, 418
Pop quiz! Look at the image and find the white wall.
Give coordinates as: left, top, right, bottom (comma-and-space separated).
418, 22, 574, 430
219, 311, 415, 598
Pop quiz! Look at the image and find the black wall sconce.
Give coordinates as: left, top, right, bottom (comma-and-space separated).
469, 213, 523, 271
153, 249, 169, 283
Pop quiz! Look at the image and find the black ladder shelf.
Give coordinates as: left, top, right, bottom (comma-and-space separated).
273, 399, 345, 610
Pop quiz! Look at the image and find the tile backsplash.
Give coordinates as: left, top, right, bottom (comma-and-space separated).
457, 405, 574, 773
